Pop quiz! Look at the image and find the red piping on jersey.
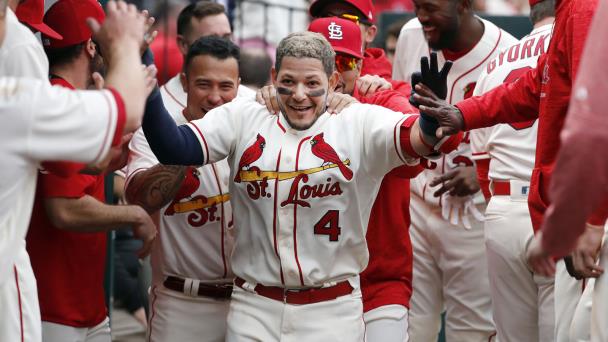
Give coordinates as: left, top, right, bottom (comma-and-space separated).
147, 286, 158, 342
190, 124, 210, 164
14, 266, 24, 342
272, 150, 286, 285
488, 332, 497, 341
294, 137, 312, 286
393, 116, 409, 163
276, 117, 286, 133
439, 155, 446, 206
95, 91, 116, 163
162, 84, 186, 108
211, 164, 228, 278
448, 30, 503, 104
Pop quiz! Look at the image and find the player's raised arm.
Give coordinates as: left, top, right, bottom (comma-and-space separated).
88, 1, 149, 133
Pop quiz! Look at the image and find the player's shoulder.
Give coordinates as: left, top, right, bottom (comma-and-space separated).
479, 17, 517, 47
402, 17, 422, 32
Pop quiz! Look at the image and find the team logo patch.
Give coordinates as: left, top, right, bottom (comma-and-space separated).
310, 133, 353, 180
327, 22, 343, 40
235, 133, 266, 183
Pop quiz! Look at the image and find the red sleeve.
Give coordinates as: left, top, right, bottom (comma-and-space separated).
41, 161, 86, 178
107, 87, 127, 147
40, 171, 97, 199
475, 158, 491, 201
456, 55, 545, 130
365, 88, 418, 114
390, 80, 414, 99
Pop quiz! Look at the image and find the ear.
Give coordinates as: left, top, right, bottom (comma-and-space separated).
328, 71, 340, 94
180, 72, 188, 93
177, 35, 189, 56
271, 67, 278, 85
85, 39, 96, 58
364, 24, 378, 45
236, 76, 241, 90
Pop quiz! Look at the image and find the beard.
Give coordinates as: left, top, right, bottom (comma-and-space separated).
427, 18, 460, 50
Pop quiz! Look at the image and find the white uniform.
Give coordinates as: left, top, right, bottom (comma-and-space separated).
183, 96, 417, 341
469, 24, 556, 342
126, 103, 235, 342
0, 77, 125, 342
393, 17, 517, 342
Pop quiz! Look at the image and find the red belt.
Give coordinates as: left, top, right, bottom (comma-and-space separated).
164, 276, 232, 300
234, 277, 353, 305
492, 181, 511, 196
491, 180, 530, 197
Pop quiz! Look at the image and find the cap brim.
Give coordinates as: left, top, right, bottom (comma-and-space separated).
334, 46, 363, 59
30, 22, 63, 40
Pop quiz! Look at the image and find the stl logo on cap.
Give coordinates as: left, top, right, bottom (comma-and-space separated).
328, 22, 343, 40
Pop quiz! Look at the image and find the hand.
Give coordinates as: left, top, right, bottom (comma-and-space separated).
430, 166, 480, 197
140, 10, 158, 56
87, 1, 146, 59
131, 206, 157, 258
526, 232, 557, 277
356, 74, 391, 97
412, 82, 465, 138
256, 85, 280, 114
143, 64, 158, 97
106, 133, 133, 172
325, 92, 358, 114
571, 223, 605, 278
420, 51, 452, 100
92, 72, 104, 89
440, 194, 484, 229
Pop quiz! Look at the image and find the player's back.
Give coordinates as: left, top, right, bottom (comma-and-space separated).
470, 24, 553, 182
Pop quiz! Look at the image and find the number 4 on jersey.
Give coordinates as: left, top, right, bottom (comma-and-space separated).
314, 210, 341, 241
504, 67, 536, 130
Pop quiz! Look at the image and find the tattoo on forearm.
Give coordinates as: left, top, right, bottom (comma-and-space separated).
127, 164, 186, 213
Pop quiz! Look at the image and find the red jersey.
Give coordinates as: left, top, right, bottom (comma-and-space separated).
455, 0, 601, 231
26, 78, 108, 328
150, 31, 183, 86
356, 85, 421, 311
361, 47, 413, 97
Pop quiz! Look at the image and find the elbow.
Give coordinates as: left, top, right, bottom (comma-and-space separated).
46, 205, 76, 230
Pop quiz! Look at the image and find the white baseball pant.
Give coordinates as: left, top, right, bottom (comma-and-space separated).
41, 317, 110, 342
569, 278, 594, 342
147, 283, 230, 342
0, 241, 41, 342
226, 279, 364, 342
408, 194, 495, 342
364, 304, 409, 342
554, 260, 585, 342
590, 233, 608, 342
484, 189, 554, 342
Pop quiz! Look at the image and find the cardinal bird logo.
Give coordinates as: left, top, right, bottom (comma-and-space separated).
165, 166, 201, 215
234, 134, 266, 182
310, 133, 353, 180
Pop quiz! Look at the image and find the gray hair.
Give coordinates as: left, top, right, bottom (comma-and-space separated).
530, 0, 555, 25
275, 31, 335, 76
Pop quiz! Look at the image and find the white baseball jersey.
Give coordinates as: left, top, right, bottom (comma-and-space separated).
160, 74, 256, 115
126, 110, 235, 285
0, 77, 125, 285
470, 24, 553, 182
186, 97, 417, 288
0, 9, 49, 80
393, 17, 517, 205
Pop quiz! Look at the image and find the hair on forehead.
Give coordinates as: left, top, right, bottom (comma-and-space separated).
275, 31, 335, 76
184, 35, 240, 76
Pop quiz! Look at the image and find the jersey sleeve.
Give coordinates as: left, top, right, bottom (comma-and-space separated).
358, 104, 419, 178
186, 100, 243, 165
5, 78, 126, 165
125, 127, 160, 186
2, 41, 49, 80
39, 169, 97, 199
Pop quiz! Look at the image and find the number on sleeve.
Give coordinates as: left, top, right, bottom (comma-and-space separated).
314, 210, 341, 241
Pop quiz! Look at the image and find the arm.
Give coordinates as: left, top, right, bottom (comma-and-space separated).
125, 164, 186, 213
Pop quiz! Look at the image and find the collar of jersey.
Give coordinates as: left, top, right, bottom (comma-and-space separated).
278, 111, 331, 137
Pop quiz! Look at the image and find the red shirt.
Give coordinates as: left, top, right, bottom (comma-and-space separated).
26, 78, 108, 328
540, 0, 608, 257
356, 86, 421, 311
455, 0, 601, 231
361, 47, 413, 98
150, 31, 183, 86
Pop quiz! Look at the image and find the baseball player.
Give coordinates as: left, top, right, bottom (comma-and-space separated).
526, 2, 608, 340
141, 31, 460, 341
258, 17, 422, 341
0, 2, 153, 341
392, 1, 516, 340
160, 1, 254, 118
411, 0, 602, 340
468, 1, 555, 340
125, 36, 240, 342
309, 0, 413, 96
25, 2, 156, 342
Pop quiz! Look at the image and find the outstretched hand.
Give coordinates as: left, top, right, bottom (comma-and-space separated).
413, 83, 465, 138
421, 52, 452, 100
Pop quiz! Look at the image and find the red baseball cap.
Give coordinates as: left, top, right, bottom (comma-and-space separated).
309, 17, 363, 59
16, 0, 62, 40
309, 0, 375, 23
43, 0, 105, 49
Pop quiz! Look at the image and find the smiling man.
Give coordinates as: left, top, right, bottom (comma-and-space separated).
140, 31, 460, 341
